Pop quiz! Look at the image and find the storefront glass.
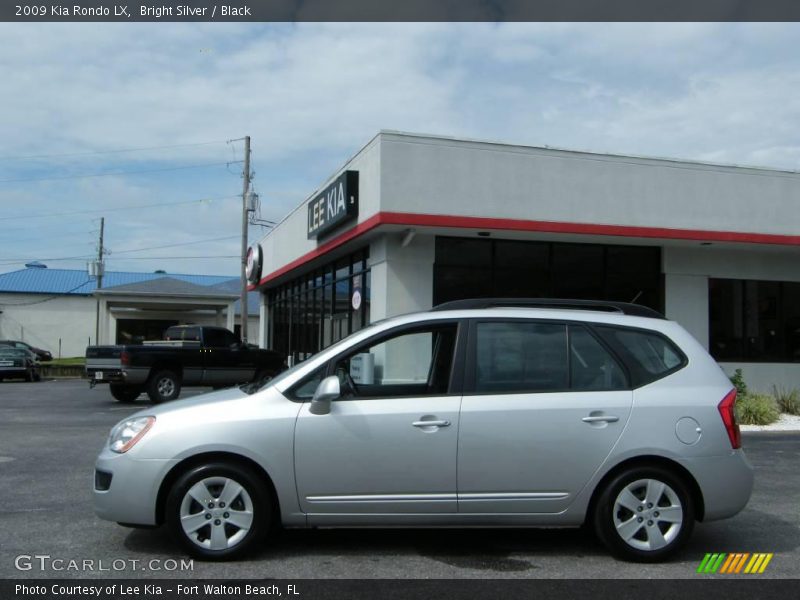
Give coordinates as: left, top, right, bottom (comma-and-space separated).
268, 248, 370, 363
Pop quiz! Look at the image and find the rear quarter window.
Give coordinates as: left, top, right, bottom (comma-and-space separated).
593, 325, 687, 387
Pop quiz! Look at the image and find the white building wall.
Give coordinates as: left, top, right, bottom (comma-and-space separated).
0, 294, 95, 358
0, 293, 259, 358
379, 132, 800, 237
368, 233, 435, 321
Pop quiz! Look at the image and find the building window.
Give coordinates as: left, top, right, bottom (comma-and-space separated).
268, 248, 370, 363
433, 237, 662, 311
709, 278, 800, 363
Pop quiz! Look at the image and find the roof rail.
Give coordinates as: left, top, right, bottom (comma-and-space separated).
431, 298, 665, 319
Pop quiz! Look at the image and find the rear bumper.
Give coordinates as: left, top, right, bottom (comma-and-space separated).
86, 367, 149, 385
681, 450, 754, 521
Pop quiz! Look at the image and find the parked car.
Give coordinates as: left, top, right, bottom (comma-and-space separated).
85, 325, 285, 403
0, 340, 52, 362
0, 347, 41, 382
92, 299, 753, 562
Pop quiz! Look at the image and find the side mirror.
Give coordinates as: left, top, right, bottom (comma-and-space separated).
309, 375, 340, 415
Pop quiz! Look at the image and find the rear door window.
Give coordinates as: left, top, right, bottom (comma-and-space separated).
569, 325, 628, 390
474, 322, 568, 393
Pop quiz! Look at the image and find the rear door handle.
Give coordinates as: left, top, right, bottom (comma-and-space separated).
412, 420, 451, 428
582, 415, 619, 423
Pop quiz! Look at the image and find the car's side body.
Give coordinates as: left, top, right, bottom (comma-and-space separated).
93, 304, 754, 561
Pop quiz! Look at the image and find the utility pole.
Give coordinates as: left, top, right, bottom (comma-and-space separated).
240, 136, 251, 343
94, 217, 105, 344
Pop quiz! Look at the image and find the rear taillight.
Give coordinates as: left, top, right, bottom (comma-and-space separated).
120, 351, 131, 366
718, 388, 741, 449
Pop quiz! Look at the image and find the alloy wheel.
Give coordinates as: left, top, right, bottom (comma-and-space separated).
612, 478, 683, 551
179, 476, 255, 551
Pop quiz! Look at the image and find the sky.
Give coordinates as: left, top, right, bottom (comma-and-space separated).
0, 22, 798, 277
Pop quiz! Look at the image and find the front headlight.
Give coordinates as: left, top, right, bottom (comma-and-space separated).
108, 416, 155, 453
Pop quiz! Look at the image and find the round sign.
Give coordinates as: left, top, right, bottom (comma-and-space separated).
245, 244, 263, 284
351, 288, 362, 311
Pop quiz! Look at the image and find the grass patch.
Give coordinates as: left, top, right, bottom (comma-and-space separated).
736, 393, 780, 426
48, 357, 85, 366
772, 385, 800, 415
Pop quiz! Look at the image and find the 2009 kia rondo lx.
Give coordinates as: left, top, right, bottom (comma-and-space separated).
93, 299, 753, 562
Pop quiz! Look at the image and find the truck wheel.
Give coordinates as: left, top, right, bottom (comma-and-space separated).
110, 384, 142, 403
165, 461, 271, 560
147, 370, 181, 404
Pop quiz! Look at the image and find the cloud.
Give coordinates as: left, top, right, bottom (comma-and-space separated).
0, 22, 798, 275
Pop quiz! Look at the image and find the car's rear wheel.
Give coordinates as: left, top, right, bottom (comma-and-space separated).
110, 384, 142, 403
165, 462, 271, 560
147, 370, 181, 403
25, 369, 34, 382
593, 466, 694, 562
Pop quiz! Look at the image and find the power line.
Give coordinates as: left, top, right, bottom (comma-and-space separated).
0, 140, 229, 162
109, 255, 240, 260
0, 160, 242, 184
0, 236, 240, 265
112, 236, 240, 255
0, 195, 238, 221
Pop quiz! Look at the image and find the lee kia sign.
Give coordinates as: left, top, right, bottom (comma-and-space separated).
307, 171, 359, 240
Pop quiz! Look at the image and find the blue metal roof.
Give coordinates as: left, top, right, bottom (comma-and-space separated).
0, 267, 236, 295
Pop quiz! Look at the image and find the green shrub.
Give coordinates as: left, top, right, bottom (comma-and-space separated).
730, 368, 748, 397
772, 385, 800, 415
736, 393, 780, 426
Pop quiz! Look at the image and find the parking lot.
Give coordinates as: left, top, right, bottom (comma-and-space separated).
0, 378, 798, 579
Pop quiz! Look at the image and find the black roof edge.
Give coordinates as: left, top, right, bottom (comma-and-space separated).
430, 298, 665, 319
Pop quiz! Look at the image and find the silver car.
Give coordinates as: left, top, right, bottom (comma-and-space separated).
93, 299, 753, 562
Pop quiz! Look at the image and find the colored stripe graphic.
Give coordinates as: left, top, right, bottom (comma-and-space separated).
698, 553, 773, 574
734, 553, 750, 573
697, 553, 727, 573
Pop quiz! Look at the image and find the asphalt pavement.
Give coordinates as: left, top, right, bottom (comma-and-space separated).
0, 378, 798, 579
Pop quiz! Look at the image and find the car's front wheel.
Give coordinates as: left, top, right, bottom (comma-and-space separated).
165, 462, 271, 560
593, 466, 694, 562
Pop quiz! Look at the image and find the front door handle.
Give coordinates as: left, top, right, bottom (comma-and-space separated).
582, 415, 620, 423
412, 420, 451, 428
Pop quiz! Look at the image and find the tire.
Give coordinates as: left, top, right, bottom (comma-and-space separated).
165, 462, 271, 561
25, 369, 34, 382
33, 372, 41, 382
147, 370, 181, 403
110, 384, 142, 403
593, 466, 694, 562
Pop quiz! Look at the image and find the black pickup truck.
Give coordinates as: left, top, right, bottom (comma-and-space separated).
85, 325, 285, 403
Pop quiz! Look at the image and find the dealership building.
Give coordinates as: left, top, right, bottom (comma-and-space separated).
249, 131, 800, 390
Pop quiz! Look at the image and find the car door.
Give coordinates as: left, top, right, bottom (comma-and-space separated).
457, 320, 633, 514
293, 320, 464, 519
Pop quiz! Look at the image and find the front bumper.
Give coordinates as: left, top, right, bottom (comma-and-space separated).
93, 447, 179, 526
